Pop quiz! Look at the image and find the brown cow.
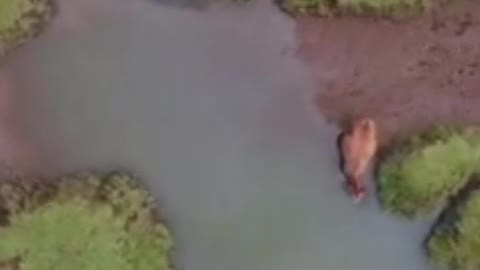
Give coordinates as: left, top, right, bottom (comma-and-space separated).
337, 117, 378, 203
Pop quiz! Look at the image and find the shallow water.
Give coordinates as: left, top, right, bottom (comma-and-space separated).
6, 0, 436, 269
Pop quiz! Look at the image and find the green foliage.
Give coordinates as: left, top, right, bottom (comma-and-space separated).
0, 200, 126, 270
0, 171, 173, 270
0, 0, 54, 57
427, 189, 480, 270
278, 0, 336, 15
377, 126, 480, 218
277, 0, 429, 16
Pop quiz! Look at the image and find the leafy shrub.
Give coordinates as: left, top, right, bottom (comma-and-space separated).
0, 171, 173, 270
277, 0, 430, 17
377, 126, 480, 218
426, 187, 480, 270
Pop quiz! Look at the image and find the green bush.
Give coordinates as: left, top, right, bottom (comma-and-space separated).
0, 0, 54, 57
277, 0, 429, 16
377, 126, 480, 219
426, 187, 480, 270
0, 171, 173, 270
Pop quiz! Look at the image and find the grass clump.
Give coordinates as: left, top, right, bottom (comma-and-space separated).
0, 0, 54, 57
0, 171, 173, 270
277, 0, 429, 17
377, 126, 480, 219
426, 187, 480, 270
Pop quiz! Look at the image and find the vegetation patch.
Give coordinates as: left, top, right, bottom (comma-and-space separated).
0, 171, 173, 270
276, 0, 430, 17
0, 0, 54, 57
426, 184, 480, 270
377, 125, 480, 219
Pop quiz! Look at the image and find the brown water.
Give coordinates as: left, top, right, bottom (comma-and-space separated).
5, 0, 437, 269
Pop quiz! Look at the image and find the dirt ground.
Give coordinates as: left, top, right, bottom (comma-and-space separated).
296, 0, 480, 144
0, 67, 41, 178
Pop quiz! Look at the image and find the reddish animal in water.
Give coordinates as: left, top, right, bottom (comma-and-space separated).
337, 117, 378, 203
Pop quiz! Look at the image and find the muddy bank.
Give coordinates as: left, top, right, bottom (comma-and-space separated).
0, 67, 41, 177
297, 0, 480, 143
0, 0, 55, 176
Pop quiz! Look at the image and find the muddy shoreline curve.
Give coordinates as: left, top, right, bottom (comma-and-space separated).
297, 0, 480, 144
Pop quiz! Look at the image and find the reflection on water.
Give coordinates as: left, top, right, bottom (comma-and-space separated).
6, 0, 436, 270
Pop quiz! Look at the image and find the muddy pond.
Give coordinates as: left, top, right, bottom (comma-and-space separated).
3, 0, 437, 269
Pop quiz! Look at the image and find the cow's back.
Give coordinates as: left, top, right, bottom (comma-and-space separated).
341, 118, 377, 178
